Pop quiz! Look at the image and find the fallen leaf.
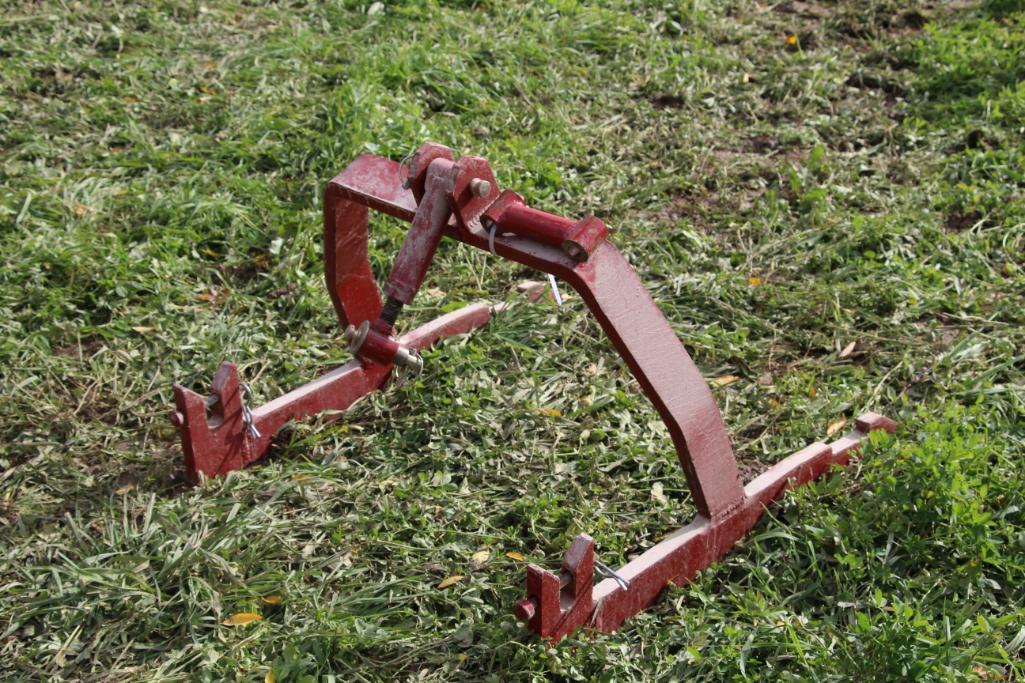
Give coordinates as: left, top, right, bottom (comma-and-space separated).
438, 575, 465, 589
839, 341, 857, 358
652, 481, 667, 504
200, 61, 219, 69
199, 85, 216, 95
785, 34, 799, 47
790, 1, 831, 18
268, 283, 298, 299
222, 612, 262, 626
747, 276, 763, 287
516, 280, 546, 302
73, 204, 88, 216
713, 374, 740, 386
114, 472, 138, 495
808, 386, 817, 397
970, 664, 1003, 681
131, 326, 155, 334
261, 595, 283, 605
470, 549, 490, 570
541, 407, 562, 418
505, 551, 526, 561
826, 417, 847, 437
265, 670, 276, 683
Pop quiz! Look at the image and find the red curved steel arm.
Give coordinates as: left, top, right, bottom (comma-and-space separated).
521, 242, 745, 519
323, 181, 382, 330
330, 153, 745, 519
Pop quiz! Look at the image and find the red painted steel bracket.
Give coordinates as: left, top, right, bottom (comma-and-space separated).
169, 302, 497, 482
515, 412, 895, 642
169, 142, 895, 642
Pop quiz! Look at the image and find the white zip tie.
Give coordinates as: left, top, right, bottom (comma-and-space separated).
548, 273, 563, 306
488, 224, 498, 256
595, 560, 630, 591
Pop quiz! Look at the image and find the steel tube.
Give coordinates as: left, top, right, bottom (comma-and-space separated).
495, 202, 575, 246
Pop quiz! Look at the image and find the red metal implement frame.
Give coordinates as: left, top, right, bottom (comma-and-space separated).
170, 143, 895, 643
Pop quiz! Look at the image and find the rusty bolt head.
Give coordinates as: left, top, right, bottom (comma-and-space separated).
470, 178, 492, 198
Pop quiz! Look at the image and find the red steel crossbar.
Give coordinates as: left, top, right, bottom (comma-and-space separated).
169, 142, 895, 643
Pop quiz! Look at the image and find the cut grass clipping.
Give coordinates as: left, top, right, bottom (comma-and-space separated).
1, 0, 1023, 680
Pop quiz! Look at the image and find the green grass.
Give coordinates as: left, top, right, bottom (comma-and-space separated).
1, 0, 1023, 680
